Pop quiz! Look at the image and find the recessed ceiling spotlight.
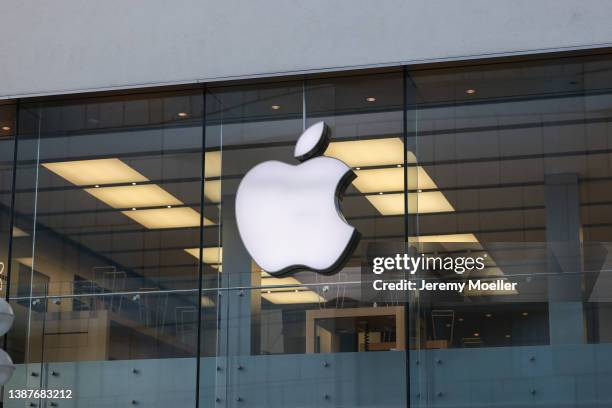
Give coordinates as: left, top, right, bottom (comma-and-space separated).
485, 313, 492, 318
355, 167, 361, 170
465, 89, 476, 95
366, 97, 377, 102
131, 182, 137, 186
271, 105, 281, 110
1, 126, 11, 131
177, 112, 189, 118
396, 164, 402, 168
131, 207, 137, 211
94, 185, 100, 188
167, 205, 172, 208
473, 332, 480, 337
378, 192, 384, 195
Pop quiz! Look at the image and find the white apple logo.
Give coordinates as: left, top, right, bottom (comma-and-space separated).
235, 121, 360, 276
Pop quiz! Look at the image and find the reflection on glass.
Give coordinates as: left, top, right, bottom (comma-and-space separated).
4, 54, 612, 407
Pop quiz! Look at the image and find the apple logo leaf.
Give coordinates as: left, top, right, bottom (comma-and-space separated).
294, 121, 331, 162
235, 121, 360, 276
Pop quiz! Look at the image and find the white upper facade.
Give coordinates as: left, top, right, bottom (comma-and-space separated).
2, 0, 612, 98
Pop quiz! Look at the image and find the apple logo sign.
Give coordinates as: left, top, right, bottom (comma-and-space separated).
235, 121, 360, 276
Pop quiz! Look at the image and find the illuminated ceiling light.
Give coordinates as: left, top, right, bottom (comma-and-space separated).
123, 207, 212, 229
271, 105, 281, 110
326, 138, 416, 167
1, 126, 10, 131
505, 334, 511, 338
522, 312, 529, 317
365, 97, 377, 102
466, 89, 476, 95
184, 247, 223, 264
84, 184, 183, 209
204, 151, 222, 178
485, 313, 492, 318
378, 192, 383, 195
258, 275, 324, 303
396, 164, 402, 168
260, 276, 302, 291
410, 192, 454, 213
16, 258, 33, 268
177, 112, 189, 118
409, 233, 479, 243
473, 332, 480, 337
42, 158, 148, 186
352, 167, 437, 193
365, 192, 454, 215
329, 140, 456, 215
204, 179, 221, 202
261, 290, 324, 304
201, 296, 215, 308
12, 227, 29, 237
45, 158, 212, 229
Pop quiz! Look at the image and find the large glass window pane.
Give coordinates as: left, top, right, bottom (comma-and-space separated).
202, 73, 410, 406
408, 53, 612, 407
7, 90, 204, 407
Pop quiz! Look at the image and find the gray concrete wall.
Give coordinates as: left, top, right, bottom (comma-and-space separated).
2, 0, 612, 98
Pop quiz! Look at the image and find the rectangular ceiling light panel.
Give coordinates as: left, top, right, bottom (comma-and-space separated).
122, 207, 212, 229
43, 158, 148, 186
204, 180, 221, 203
260, 276, 303, 291
326, 138, 409, 167
184, 247, 223, 264
409, 233, 479, 243
353, 167, 437, 193
45, 158, 214, 230
12, 227, 29, 237
365, 192, 454, 215
261, 290, 324, 304
84, 185, 183, 208
204, 151, 222, 178
326, 138, 454, 217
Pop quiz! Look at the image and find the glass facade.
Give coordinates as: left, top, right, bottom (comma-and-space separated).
2, 52, 612, 407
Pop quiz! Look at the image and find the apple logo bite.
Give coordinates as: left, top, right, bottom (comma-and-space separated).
235, 121, 360, 276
